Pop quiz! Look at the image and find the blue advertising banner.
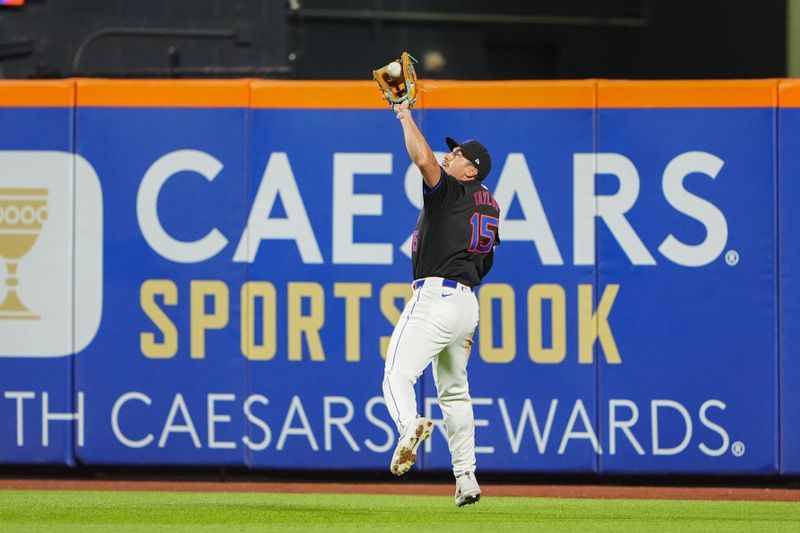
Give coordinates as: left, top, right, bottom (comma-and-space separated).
72, 81, 251, 465
596, 82, 778, 474
0, 79, 788, 475
241, 78, 600, 472
243, 107, 414, 469
419, 107, 598, 473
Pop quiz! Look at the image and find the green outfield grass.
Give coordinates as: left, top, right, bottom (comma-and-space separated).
1, 489, 799, 532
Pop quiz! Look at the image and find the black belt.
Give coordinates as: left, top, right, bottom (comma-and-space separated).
412, 278, 473, 292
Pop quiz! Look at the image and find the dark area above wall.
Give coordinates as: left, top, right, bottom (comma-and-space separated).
0, 0, 787, 80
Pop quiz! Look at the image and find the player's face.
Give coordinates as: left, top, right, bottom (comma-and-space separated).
442, 148, 478, 181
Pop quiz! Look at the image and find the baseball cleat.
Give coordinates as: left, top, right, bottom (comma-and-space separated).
455, 472, 481, 507
390, 417, 433, 476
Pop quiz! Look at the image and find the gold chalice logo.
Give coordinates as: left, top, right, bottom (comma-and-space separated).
0, 188, 48, 320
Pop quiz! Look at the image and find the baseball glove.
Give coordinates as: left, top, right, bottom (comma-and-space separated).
372, 52, 418, 107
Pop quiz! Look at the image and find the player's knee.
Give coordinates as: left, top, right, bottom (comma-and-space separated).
384, 367, 417, 386
438, 387, 470, 404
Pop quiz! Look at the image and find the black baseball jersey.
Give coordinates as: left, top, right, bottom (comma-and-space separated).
411, 167, 501, 287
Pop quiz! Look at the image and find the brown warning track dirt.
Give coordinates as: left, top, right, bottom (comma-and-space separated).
1, 479, 800, 502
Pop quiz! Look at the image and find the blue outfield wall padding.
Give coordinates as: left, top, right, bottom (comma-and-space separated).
243, 108, 413, 470
780, 105, 800, 474
73, 105, 250, 466
419, 109, 599, 473
0, 80, 790, 474
0, 107, 78, 465
596, 107, 778, 474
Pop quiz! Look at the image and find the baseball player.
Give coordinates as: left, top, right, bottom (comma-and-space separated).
382, 98, 500, 507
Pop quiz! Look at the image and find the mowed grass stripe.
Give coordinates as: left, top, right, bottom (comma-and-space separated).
1, 489, 799, 532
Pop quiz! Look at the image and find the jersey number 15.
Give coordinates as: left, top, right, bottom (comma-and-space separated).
468, 213, 499, 254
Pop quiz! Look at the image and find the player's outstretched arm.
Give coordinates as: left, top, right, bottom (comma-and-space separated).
394, 100, 440, 189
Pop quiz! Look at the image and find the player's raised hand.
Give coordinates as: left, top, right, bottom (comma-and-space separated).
393, 100, 410, 118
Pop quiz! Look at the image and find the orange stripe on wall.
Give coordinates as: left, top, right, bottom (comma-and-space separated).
0, 80, 74, 106
1, 79, 791, 109
76, 79, 249, 107
420, 80, 596, 108
779, 80, 800, 107
598, 80, 778, 108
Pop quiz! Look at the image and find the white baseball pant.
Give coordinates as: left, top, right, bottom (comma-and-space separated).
382, 277, 480, 477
